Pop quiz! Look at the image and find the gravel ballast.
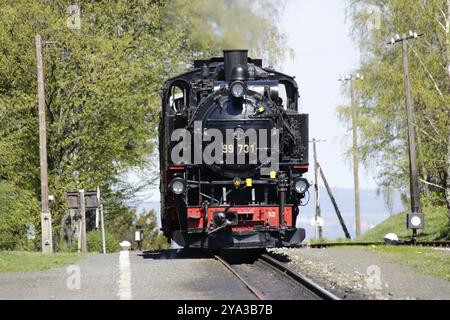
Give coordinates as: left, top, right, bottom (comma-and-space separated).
270, 247, 450, 300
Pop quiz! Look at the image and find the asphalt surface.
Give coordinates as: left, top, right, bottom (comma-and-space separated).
0, 250, 256, 300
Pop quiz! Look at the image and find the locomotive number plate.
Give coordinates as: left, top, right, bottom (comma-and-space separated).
222, 144, 256, 154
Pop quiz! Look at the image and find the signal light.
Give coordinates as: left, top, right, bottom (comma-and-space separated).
407, 213, 424, 229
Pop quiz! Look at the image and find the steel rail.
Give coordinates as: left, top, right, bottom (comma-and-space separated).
308, 241, 450, 249
214, 255, 266, 300
259, 254, 340, 300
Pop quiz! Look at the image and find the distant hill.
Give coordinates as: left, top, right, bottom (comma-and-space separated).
134, 187, 404, 240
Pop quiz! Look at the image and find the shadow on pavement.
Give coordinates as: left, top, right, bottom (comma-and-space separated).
138, 248, 212, 260
137, 248, 292, 265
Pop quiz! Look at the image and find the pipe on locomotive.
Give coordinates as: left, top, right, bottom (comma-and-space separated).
223, 49, 248, 82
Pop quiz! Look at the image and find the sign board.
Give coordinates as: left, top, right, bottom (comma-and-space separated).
85, 191, 99, 209
66, 192, 79, 209
310, 216, 324, 227
66, 190, 99, 209
135, 231, 142, 241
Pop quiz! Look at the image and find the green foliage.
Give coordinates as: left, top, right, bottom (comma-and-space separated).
0, 181, 40, 250
57, 239, 79, 253
86, 230, 119, 253
135, 210, 170, 251
0, 0, 289, 249
106, 207, 170, 251
105, 204, 136, 243
359, 205, 449, 241
169, 0, 292, 67
0, 251, 82, 273
339, 0, 450, 211
0, 0, 179, 242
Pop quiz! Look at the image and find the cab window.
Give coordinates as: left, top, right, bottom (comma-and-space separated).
279, 80, 297, 111
169, 83, 187, 114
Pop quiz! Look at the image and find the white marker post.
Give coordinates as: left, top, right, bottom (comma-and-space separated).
100, 204, 106, 254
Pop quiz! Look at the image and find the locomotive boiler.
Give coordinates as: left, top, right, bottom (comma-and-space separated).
159, 50, 309, 249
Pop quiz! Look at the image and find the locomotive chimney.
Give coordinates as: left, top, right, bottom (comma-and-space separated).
223, 49, 248, 82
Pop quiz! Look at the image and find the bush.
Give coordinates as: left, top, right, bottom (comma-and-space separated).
86, 230, 120, 253
0, 181, 40, 250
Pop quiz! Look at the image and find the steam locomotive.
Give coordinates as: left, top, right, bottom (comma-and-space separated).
159, 50, 309, 249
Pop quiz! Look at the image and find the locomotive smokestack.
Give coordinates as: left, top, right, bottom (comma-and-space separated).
223, 49, 248, 82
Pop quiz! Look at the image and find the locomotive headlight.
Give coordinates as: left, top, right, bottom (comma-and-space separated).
169, 177, 186, 195
293, 178, 310, 195
230, 81, 246, 98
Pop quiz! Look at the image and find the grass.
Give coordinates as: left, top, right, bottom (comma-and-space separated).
358, 205, 449, 242
311, 205, 448, 244
0, 251, 83, 273
367, 245, 450, 281
309, 238, 355, 244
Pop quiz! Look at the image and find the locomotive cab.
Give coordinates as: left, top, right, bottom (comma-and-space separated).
159, 50, 309, 249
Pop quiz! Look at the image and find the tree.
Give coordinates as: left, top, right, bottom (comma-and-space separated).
339, 0, 450, 230
135, 210, 169, 251
0, 0, 186, 241
167, 0, 292, 67
106, 207, 169, 251
0, 0, 290, 248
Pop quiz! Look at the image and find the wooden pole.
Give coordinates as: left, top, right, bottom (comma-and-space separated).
388, 31, 424, 241
350, 79, 361, 237
402, 39, 421, 215
319, 163, 351, 239
312, 139, 322, 239
36, 34, 53, 253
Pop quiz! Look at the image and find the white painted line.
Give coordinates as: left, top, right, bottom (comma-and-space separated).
117, 250, 132, 300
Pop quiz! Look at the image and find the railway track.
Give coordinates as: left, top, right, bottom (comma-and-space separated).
308, 240, 450, 249
214, 253, 339, 300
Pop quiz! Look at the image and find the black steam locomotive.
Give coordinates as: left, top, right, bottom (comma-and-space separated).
159, 50, 309, 249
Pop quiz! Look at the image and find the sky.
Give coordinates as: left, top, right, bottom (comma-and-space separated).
279, 0, 378, 189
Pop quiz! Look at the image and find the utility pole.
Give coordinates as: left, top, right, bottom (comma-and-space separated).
311, 138, 326, 239
339, 73, 363, 237
318, 164, 351, 239
389, 31, 424, 241
36, 34, 53, 254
